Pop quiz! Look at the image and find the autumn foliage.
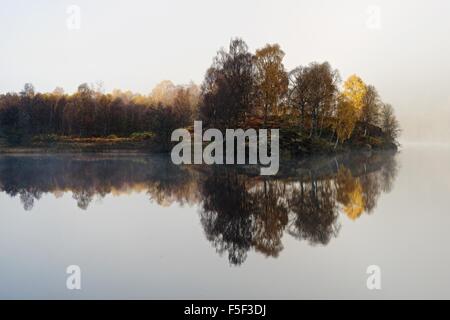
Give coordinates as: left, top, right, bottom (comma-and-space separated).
0, 38, 400, 153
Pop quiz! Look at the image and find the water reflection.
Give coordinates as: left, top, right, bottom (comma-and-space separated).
0, 151, 398, 265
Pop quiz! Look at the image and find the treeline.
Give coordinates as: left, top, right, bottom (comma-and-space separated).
0, 38, 400, 150
0, 81, 199, 147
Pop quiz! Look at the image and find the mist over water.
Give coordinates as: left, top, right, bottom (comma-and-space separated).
0, 146, 448, 299
399, 108, 450, 145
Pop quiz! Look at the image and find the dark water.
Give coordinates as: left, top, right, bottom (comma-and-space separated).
0, 146, 448, 299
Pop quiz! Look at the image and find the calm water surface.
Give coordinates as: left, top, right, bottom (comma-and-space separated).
0, 145, 449, 299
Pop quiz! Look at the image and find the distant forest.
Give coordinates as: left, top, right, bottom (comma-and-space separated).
0, 38, 400, 153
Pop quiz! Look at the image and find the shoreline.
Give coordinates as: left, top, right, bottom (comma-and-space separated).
0, 143, 398, 156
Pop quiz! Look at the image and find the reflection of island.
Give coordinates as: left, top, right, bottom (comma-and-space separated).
0, 151, 398, 265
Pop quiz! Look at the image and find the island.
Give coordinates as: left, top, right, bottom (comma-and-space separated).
0, 39, 400, 156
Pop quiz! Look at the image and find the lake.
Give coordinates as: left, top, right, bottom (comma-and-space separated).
0, 145, 449, 299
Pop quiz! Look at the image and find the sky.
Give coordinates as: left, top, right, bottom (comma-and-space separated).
1, 0, 450, 141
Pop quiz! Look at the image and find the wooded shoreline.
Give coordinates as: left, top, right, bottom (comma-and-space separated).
0, 38, 400, 154
0, 133, 398, 155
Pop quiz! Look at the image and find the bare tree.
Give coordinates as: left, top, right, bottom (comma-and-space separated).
200, 38, 255, 128
361, 85, 381, 136
380, 103, 401, 143
289, 62, 340, 137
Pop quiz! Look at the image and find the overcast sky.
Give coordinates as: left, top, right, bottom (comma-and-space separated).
1, 0, 450, 140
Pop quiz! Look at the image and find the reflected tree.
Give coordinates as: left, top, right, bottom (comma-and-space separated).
0, 151, 399, 265
199, 170, 255, 265
250, 180, 289, 257
288, 179, 340, 245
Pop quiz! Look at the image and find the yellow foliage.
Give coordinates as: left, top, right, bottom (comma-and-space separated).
343, 181, 365, 220
335, 167, 365, 220
342, 74, 367, 116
